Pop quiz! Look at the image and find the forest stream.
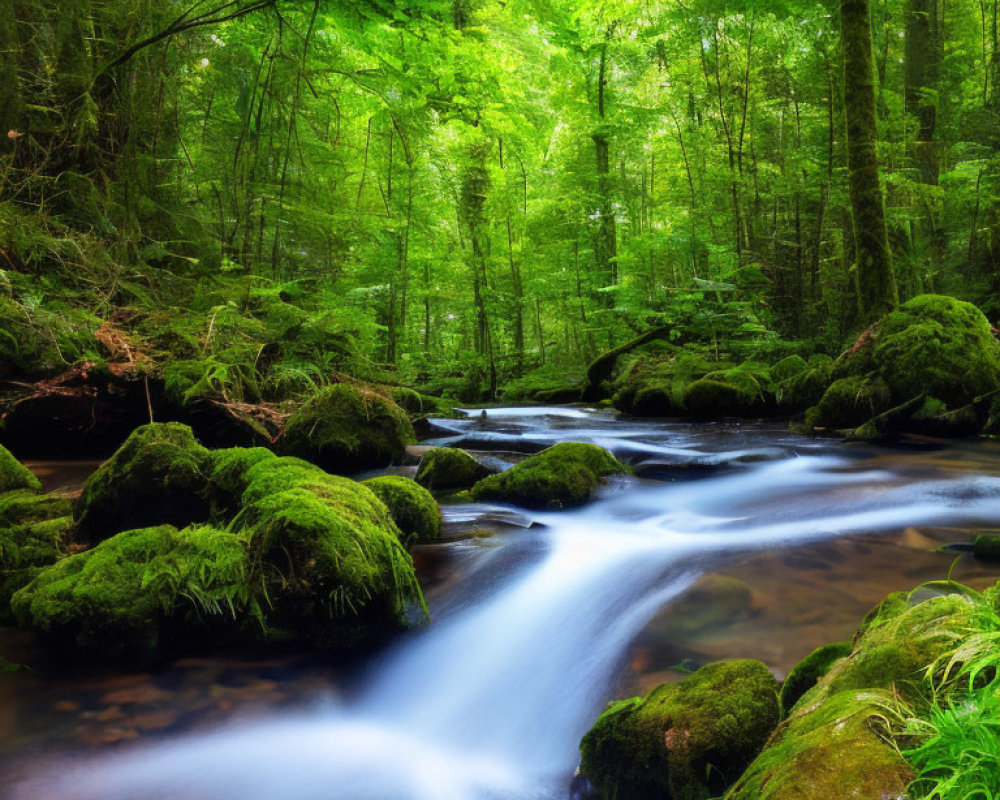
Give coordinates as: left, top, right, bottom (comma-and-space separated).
5, 407, 1000, 800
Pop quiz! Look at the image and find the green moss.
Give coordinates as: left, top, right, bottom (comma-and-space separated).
632, 384, 682, 416
469, 443, 626, 509
770, 355, 809, 383
0, 493, 73, 622
780, 642, 852, 715
74, 423, 212, 542
776, 356, 833, 411
415, 447, 491, 491
208, 447, 277, 516
835, 295, 1000, 409
682, 378, 757, 418
239, 456, 333, 504
725, 689, 913, 800
12, 524, 254, 664
973, 534, 1000, 561
280, 384, 416, 474
362, 476, 441, 544
580, 660, 780, 800
243, 466, 426, 647
0, 444, 41, 492
727, 586, 979, 800
804, 374, 891, 429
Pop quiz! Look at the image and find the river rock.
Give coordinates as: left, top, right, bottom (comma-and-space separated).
415, 447, 493, 491
73, 422, 212, 543
362, 475, 442, 544
579, 659, 780, 800
279, 383, 415, 474
469, 442, 626, 509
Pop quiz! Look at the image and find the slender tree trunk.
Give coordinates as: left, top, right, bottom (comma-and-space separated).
842, 0, 898, 322
593, 33, 618, 290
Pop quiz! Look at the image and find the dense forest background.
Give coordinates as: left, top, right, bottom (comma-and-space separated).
1, 0, 999, 405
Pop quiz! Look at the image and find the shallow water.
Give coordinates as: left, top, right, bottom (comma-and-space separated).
5, 408, 1000, 800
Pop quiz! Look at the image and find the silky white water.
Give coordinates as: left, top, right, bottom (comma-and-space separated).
12, 408, 1000, 800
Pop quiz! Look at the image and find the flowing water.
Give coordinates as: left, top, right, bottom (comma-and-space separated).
7, 407, 1000, 800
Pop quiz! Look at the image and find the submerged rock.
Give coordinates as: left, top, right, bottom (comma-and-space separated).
415, 447, 492, 491
579, 659, 780, 800
363, 475, 442, 544
280, 384, 415, 474
74, 422, 212, 542
469, 442, 626, 509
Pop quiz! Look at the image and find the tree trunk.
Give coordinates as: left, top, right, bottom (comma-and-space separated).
593, 35, 618, 290
842, 0, 898, 322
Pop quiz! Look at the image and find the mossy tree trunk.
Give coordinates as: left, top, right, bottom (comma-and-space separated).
841, 0, 898, 323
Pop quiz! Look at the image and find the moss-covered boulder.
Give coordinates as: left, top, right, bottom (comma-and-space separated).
804, 374, 892, 429
779, 642, 852, 715
363, 475, 441, 544
0, 490, 73, 622
804, 295, 1000, 432
580, 659, 780, 800
0, 444, 41, 492
242, 458, 426, 647
11, 524, 253, 664
469, 443, 626, 509
74, 423, 212, 542
415, 447, 492, 491
973, 533, 1000, 560
207, 446, 277, 516
681, 364, 770, 418
682, 378, 756, 418
726, 585, 977, 799
770, 355, 809, 383
775, 355, 833, 411
280, 384, 416, 474
837, 295, 1000, 408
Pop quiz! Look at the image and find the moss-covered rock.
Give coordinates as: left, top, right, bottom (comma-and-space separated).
280, 384, 415, 474
0, 490, 74, 622
973, 533, 1000, 560
779, 642, 852, 715
725, 688, 913, 800
362, 475, 441, 544
415, 447, 492, 491
726, 585, 977, 800
804, 374, 892, 429
770, 355, 809, 383
242, 459, 426, 647
836, 295, 1000, 408
580, 659, 780, 800
682, 378, 757, 418
469, 443, 626, 509
207, 446, 277, 516
12, 524, 254, 664
74, 423, 212, 542
0, 444, 41, 492
775, 355, 833, 411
